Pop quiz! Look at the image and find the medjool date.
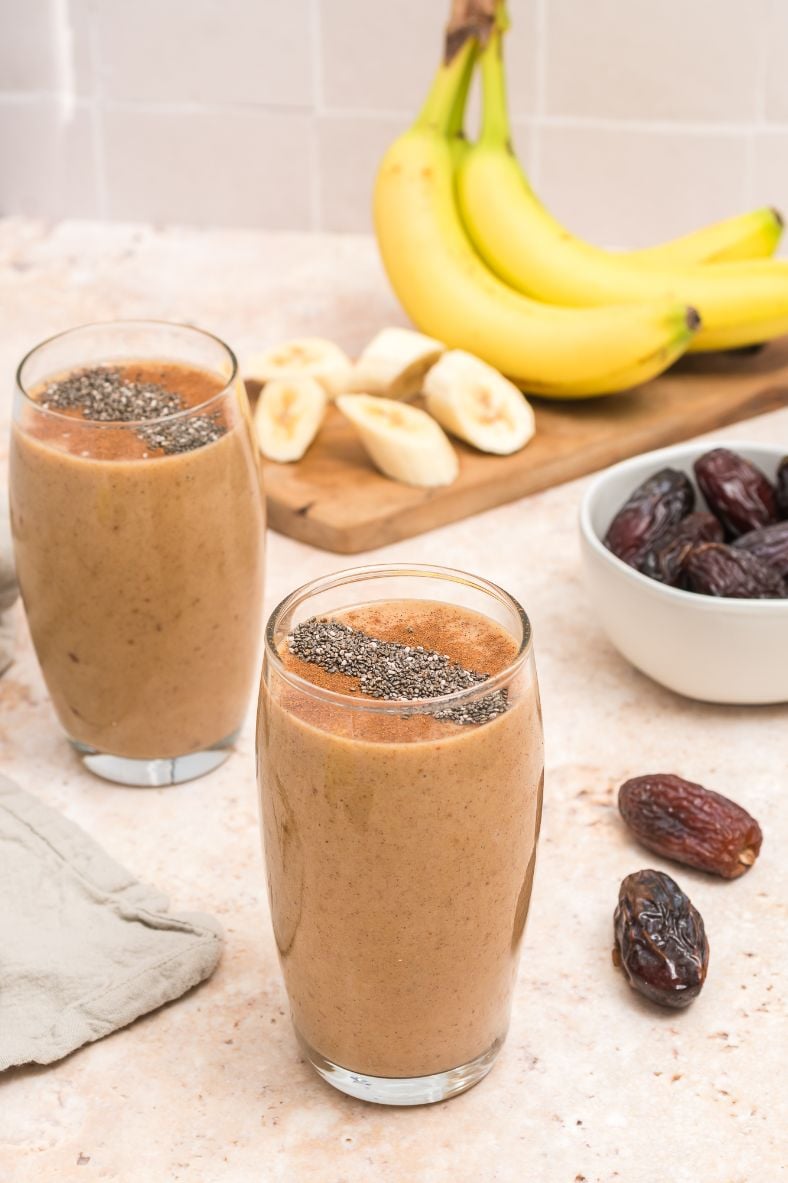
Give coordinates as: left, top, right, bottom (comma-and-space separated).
694, 447, 777, 538
733, 519, 788, 578
619, 773, 762, 878
685, 542, 787, 598
613, 870, 709, 1009
776, 456, 788, 519
604, 468, 694, 568
639, 511, 723, 586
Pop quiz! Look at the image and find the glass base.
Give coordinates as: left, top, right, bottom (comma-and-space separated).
70, 730, 238, 786
296, 1030, 503, 1106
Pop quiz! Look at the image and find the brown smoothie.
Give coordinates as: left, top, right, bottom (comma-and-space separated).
10, 361, 265, 758
257, 599, 544, 1078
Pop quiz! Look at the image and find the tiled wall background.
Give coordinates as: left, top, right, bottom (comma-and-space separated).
2, 0, 788, 247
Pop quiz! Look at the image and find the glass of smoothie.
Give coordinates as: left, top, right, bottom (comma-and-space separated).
9, 320, 265, 786
257, 563, 544, 1105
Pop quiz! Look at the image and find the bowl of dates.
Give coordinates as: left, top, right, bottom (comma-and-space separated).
579, 441, 788, 704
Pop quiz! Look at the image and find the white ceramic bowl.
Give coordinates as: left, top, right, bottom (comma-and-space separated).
579, 440, 788, 704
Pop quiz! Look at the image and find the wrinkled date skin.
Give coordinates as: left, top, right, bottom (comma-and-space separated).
619, 773, 763, 878
604, 468, 695, 567
733, 519, 788, 578
777, 456, 788, 520
613, 870, 709, 1009
694, 447, 778, 538
685, 542, 787, 598
639, 512, 723, 586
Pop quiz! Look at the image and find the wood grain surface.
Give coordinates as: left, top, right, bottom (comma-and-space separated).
257, 339, 788, 554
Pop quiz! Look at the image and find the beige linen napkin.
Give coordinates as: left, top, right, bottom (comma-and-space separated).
0, 775, 223, 1070
0, 494, 17, 675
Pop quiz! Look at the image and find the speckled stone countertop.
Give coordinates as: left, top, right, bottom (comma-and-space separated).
1, 218, 786, 1183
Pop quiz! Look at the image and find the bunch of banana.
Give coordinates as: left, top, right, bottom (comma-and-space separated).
457, 13, 788, 353
373, 0, 787, 396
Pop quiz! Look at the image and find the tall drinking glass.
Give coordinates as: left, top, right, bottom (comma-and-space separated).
9, 320, 265, 785
257, 564, 544, 1105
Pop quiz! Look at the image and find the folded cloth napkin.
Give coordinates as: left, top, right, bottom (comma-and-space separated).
0, 775, 223, 1070
0, 493, 18, 676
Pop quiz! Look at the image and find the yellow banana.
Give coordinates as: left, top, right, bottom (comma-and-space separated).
631, 207, 782, 267
373, 38, 697, 398
456, 28, 788, 352
446, 24, 781, 269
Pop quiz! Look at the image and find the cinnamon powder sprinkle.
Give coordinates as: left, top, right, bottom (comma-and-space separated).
40, 365, 226, 454
287, 616, 508, 725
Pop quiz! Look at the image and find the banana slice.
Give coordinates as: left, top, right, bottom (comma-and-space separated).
423, 350, 535, 455
244, 338, 352, 398
254, 376, 327, 462
336, 394, 458, 488
347, 327, 446, 400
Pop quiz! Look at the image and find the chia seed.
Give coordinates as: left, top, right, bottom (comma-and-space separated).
288, 617, 509, 726
39, 365, 226, 455
138, 412, 224, 455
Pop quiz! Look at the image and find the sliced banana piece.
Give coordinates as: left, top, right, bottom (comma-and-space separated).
336, 394, 458, 488
244, 337, 352, 398
346, 326, 446, 400
254, 376, 327, 463
423, 350, 535, 455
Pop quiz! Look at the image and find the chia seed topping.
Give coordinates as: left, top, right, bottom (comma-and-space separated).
39, 366, 226, 454
287, 617, 509, 726
138, 412, 225, 455
40, 366, 182, 421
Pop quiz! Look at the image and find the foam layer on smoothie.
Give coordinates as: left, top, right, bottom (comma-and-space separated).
274, 600, 521, 743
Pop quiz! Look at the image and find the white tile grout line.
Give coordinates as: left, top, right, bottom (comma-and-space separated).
52, 0, 76, 123
744, 135, 756, 211
745, 0, 773, 208
85, 0, 108, 219
530, 0, 547, 188
529, 114, 764, 137
5, 83, 788, 141
3, 86, 788, 139
0, 93, 316, 116
311, 0, 324, 113
308, 0, 323, 231
755, 0, 771, 126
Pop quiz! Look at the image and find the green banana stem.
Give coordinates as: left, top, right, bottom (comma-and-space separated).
447, 39, 478, 138
479, 24, 512, 146
416, 36, 477, 134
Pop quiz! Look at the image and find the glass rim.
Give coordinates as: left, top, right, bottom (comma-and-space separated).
15, 318, 239, 428
264, 562, 533, 717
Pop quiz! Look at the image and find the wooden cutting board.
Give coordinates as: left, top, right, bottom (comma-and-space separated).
256, 339, 788, 554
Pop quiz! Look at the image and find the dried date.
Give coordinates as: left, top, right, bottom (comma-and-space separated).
639, 511, 723, 586
685, 542, 787, 598
613, 869, 709, 1009
777, 456, 788, 520
619, 773, 762, 878
604, 468, 695, 568
694, 447, 777, 538
733, 519, 788, 578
